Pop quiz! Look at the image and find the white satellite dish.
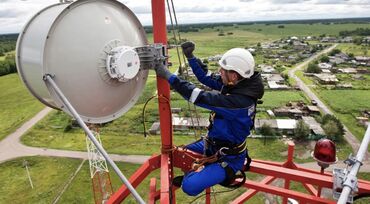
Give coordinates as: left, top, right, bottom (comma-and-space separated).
16, 0, 148, 123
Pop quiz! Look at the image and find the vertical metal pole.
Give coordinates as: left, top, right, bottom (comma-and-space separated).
338, 125, 370, 204
317, 167, 325, 197
151, 0, 175, 203
43, 75, 145, 204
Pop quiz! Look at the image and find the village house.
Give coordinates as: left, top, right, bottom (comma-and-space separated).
273, 107, 303, 118
320, 36, 337, 43
149, 116, 209, 134
267, 81, 289, 90
321, 69, 331, 73
338, 68, 357, 74
255, 119, 297, 135
306, 105, 321, 115
355, 56, 370, 63
293, 41, 309, 50
313, 73, 339, 84
336, 83, 353, 89
362, 36, 370, 44
329, 56, 345, 64
261, 73, 285, 83
302, 116, 325, 136
207, 54, 222, 62
260, 64, 277, 73
318, 62, 332, 69
340, 36, 353, 43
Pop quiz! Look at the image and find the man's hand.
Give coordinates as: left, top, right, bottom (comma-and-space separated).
154, 65, 172, 80
181, 41, 195, 59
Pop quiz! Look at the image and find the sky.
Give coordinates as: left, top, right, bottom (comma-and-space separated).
0, 0, 370, 34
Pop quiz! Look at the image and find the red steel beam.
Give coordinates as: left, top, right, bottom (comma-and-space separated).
231, 176, 275, 204
149, 178, 157, 204
107, 155, 161, 203
243, 180, 336, 204
250, 162, 370, 195
250, 162, 333, 188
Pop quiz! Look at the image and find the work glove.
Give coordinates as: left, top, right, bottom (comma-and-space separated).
154, 65, 173, 80
181, 41, 195, 59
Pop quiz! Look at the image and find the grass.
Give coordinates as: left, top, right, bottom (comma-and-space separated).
336, 43, 370, 56
0, 156, 83, 204
315, 89, 370, 140
336, 74, 370, 89
259, 90, 308, 109
0, 73, 44, 141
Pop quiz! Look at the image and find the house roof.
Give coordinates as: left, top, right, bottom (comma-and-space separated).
255, 119, 278, 129
276, 119, 297, 129
302, 116, 325, 135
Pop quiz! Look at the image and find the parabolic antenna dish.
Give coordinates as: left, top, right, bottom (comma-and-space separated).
16, 0, 148, 123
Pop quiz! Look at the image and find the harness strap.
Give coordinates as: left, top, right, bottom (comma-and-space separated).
219, 162, 247, 188
218, 139, 247, 155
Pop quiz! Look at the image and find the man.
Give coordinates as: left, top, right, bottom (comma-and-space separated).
155, 42, 264, 196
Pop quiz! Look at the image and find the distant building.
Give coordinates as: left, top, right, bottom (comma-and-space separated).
261, 74, 285, 83
290, 36, 299, 41
273, 107, 303, 118
356, 117, 369, 127
208, 54, 222, 62
341, 36, 353, 43
276, 119, 297, 135
260, 65, 277, 73
335, 53, 349, 61
302, 116, 325, 136
149, 116, 209, 135
321, 37, 337, 43
318, 63, 332, 69
255, 119, 297, 135
336, 83, 353, 89
355, 56, 370, 63
321, 69, 331, 73
329, 56, 345, 64
357, 68, 370, 74
338, 68, 357, 74
267, 110, 275, 117
293, 41, 308, 50
306, 105, 320, 114
267, 81, 289, 90
313, 73, 339, 84
171, 116, 209, 130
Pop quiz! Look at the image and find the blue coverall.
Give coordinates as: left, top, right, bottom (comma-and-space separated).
167, 57, 264, 196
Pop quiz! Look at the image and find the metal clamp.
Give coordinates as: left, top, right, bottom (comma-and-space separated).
344, 154, 363, 167
135, 44, 167, 70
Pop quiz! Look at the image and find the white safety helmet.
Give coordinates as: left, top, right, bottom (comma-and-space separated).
218, 48, 255, 78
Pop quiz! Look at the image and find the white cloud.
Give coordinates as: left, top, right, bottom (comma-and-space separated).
0, 0, 369, 34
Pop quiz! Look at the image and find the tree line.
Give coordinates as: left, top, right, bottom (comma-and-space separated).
0, 54, 16, 76
0, 34, 17, 57
339, 28, 370, 37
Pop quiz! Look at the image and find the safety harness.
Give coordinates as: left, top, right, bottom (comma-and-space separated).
187, 136, 252, 189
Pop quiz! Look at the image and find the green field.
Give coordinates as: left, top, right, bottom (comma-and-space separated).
0, 74, 44, 141
259, 90, 308, 109
336, 43, 370, 56
316, 89, 370, 140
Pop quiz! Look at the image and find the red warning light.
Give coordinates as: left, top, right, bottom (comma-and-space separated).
312, 138, 338, 168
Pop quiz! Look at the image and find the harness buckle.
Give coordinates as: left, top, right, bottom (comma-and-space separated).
218, 147, 230, 156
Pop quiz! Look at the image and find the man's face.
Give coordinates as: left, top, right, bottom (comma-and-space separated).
219, 68, 228, 85
219, 67, 234, 85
